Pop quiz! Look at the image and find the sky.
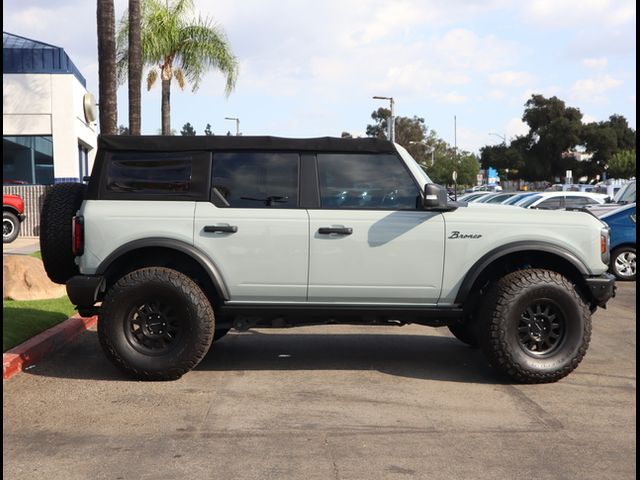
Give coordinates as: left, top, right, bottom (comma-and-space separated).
3, 0, 636, 153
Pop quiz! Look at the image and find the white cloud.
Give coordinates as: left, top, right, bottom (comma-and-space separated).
570, 75, 622, 102
522, 0, 635, 27
581, 113, 598, 124
506, 117, 529, 139
488, 71, 536, 87
582, 57, 609, 69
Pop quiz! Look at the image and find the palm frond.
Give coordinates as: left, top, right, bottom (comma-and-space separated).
146, 69, 158, 90
174, 68, 186, 90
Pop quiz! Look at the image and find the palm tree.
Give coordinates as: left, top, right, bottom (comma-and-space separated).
128, 0, 142, 135
97, 0, 118, 135
117, 0, 238, 135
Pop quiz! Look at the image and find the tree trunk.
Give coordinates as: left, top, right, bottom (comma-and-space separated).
97, 0, 118, 135
161, 78, 171, 135
128, 0, 142, 135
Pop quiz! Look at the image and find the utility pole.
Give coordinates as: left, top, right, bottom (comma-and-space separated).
225, 117, 240, 136
372, 96, 395, 142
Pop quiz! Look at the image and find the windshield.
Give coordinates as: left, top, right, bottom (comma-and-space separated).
517, 194, 543, 207
394, 143, 432, 186
614, 181, 636, 204
505, 193, 532, 205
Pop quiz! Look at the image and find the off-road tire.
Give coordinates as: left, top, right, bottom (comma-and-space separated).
40, 183, 87, 284
3, 211, 20, 243
610, 246, 636, 281
479, 269, 591, 384
98, 267, 215, 381
447, 322, 479, 347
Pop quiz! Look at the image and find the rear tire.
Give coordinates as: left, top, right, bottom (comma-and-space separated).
3, 211, 20, 243
98, 267, 215, 381
479, 269, 591, 384
40, 183, 86, 284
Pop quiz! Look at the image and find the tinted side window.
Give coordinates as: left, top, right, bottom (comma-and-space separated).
536, 197, 562, 209
107, 153, 193, 194
317, 154, 419, 210
565, 196, 591, 208
212, 152, 299, 208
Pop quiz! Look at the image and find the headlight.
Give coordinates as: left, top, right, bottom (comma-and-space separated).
600, 227, 610, 264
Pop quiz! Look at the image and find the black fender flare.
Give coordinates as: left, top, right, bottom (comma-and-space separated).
454, 241, 590, 304
96, 237, 230, 300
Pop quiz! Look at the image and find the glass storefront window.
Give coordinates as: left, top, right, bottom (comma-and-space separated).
3, 136, 54, 184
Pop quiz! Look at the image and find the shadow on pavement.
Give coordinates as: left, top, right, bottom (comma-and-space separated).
23, 327, 504, 385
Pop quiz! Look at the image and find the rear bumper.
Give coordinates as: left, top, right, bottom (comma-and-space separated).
66, 275, 105, 312
584, 273, 616, 308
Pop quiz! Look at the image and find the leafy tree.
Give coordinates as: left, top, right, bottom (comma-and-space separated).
480, 138, 526, 180
117, 125, 130, 135
426, 149, 479, 187
204, 123, 214, 136
117, 0, 239, 135
97, 0, 118, 134
607, 150, 636, 179
180, 122, 196, 136
366, 107, 390, 139
582, 115, 637, 179
340, 131, 353, 138
521, 94, 583, 180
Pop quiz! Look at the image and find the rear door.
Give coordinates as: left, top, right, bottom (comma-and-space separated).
307, 153, 445, 304
194, 152, 309, 302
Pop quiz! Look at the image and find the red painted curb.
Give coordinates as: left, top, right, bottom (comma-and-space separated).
3, 314, 97, 380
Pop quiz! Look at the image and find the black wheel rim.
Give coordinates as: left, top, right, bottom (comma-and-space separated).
124, 299, 184, 356
517, 300, 566, 356
3, 219, 15, 237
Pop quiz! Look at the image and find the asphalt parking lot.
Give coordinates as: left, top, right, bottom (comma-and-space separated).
3, 282, 636, 480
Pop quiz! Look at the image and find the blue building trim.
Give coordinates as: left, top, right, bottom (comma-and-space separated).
3, 32, 86, 87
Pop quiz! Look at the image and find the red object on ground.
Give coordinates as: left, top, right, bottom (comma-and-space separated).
3, 314, 97, 380
3, 194, 25, 215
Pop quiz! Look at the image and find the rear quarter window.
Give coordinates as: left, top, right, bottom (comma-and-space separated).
100, 151, 211, 200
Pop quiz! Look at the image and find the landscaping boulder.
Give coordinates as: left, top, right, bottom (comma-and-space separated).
3, 255, 66, 301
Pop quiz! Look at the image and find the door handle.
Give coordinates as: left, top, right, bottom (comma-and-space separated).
204, 225, 238, 233
318, 227, 353, 235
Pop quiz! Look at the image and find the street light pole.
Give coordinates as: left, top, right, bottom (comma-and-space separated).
225, 117, 240, 136
372, 96, 395, 142
489, 132, 506, 144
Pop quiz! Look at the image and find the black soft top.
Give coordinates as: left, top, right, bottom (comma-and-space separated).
99, 135, 396, 153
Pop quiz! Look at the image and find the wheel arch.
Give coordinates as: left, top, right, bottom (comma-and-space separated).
455, 242, 592, 310
3, 205, 21, 217
96, 238, 230, 303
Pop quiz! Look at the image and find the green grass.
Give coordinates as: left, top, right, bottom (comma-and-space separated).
29, 251, 42, 260
3, 296, 76, 352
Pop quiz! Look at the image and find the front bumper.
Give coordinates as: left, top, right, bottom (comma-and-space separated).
584, 273, 616, 308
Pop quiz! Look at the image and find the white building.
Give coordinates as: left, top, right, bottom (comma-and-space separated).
3, 32, 97, 184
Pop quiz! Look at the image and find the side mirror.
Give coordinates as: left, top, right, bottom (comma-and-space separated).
422, 183, 449, 210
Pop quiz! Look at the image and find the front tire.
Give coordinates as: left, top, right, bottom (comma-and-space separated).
479, 269, 591, 384
3, 211, 20, 243
610, 246, 636, 281
98, 267, 215, 381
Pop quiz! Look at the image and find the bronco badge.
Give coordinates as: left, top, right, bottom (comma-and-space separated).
448, 231, 483, 239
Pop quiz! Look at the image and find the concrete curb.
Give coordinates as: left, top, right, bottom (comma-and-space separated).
3, 314, 97, 380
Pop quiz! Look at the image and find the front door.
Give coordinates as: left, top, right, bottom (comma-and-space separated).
307, 153, 445, 304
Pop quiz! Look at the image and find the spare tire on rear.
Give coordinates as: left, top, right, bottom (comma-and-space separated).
40, 183, 87, 284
